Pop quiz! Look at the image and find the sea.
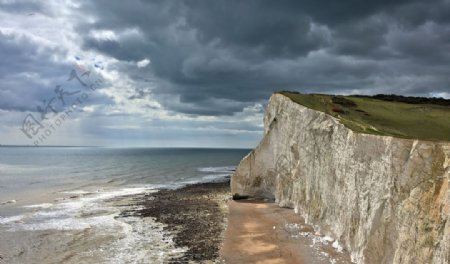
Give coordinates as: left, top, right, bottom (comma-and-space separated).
0, 147, 250, 263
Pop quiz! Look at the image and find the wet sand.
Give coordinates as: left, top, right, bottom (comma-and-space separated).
122, 180, 353, 263
1, 180, 353, 263
1, 181, 232, 263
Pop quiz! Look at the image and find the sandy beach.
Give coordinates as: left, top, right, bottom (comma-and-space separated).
220, 200, 309, 264
220, 200, 353, 264
123, 180, 353, 263
1, 178, 352, 263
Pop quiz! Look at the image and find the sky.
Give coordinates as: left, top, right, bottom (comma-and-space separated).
1, 0, 450, 148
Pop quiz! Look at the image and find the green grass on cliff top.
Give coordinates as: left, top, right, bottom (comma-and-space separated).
278, 91, 450, 142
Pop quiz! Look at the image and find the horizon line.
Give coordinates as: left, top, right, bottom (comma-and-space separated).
0, 144, 252, 149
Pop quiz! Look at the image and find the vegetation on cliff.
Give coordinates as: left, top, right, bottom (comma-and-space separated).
278, 91, 450, 141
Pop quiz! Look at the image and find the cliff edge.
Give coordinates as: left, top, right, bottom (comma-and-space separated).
231, 93, 450, 264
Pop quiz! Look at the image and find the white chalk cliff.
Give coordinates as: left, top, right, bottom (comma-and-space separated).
231, 93, 450, 264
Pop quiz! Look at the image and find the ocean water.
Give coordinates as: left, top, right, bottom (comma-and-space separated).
0, 147, 249, 263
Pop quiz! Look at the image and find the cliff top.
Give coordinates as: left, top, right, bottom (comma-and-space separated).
277, 91, 450, 142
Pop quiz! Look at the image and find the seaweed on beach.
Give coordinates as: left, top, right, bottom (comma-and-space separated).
120, 180, 230, 263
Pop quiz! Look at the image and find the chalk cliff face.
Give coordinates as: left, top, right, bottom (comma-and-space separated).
231, 94, 450, 264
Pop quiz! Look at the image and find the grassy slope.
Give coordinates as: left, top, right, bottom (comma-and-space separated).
278, 92, 450, 142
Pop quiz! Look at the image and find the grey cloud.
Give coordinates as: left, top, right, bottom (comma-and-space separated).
0, 31, 113, 114
3, 0, 450, 147
76, 0, 450, 115
0, 31, 69, 112
0, 0, 45, 15
184, 2, 327, 58
158, 95, 256, 116
5, 0, 450, 118
386, 22, 450, 65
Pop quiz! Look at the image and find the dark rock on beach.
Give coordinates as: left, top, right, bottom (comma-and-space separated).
120, 180, 231, 263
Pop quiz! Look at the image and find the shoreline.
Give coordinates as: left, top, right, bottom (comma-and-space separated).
122, 179, 353, 264
1, 178, 353, 263
121, 179, 231, 262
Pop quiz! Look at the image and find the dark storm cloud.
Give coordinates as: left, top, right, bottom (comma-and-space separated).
184, 2, 325, 58
0, 31, 68, 112
0, 31, 113, 113
66, 1, 450, 114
